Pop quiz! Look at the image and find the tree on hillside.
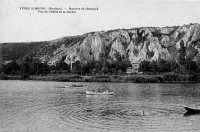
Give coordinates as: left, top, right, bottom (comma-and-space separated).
20, 61, 30, 74
112, 52, 131, 72
1, 61, 20, 74
178, 40, 186, 65
185, 60, 198, 73
139, 60, 151, 72
54, 57, 70, 72
150, 61, 158, 73
157, 59, 171, 73
72, 61, 82, 74
81, 61, 95, 75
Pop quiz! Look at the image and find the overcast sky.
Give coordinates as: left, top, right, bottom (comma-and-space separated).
0, 0, 200, 43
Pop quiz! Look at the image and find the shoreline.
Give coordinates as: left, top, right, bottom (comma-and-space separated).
0, 74, 199, 83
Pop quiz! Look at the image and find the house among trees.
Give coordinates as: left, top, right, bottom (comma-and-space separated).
132, 62, 140, 73
126, 67, 133, 74
126, 61, 140, 74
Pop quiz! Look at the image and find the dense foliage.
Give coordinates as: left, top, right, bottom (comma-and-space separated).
0, 54, 199, 77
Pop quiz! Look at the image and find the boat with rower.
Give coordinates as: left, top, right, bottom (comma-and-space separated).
86, 90, 114, 95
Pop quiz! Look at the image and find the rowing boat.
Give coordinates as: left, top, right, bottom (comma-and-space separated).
86, 91, 114, 95
65, 84, 86, 88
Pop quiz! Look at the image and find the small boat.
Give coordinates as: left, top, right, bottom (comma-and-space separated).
184, 106, 200, 115
65, 85, 70, 88
71, 84, 86, 87
65, 84, 86, 88
86, 90, 114, 95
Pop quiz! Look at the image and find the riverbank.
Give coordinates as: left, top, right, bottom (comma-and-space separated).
0, 73, 199, 83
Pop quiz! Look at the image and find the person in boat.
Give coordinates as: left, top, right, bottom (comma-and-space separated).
105, 89, 109, 92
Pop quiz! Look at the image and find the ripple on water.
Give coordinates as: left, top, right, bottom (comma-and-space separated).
40, 98, 187, 131
1, 81, 200, 132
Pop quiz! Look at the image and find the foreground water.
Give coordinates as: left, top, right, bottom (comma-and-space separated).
0, 81, 200, 132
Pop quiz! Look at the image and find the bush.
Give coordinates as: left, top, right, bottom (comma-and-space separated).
0, 74, 8, 80
50, 70, 57, 74
20, 74, 30, 80
10, 70, 20, 75
57, 70, 63, 74
163, 73, 178, 81
62, 70, 69, 74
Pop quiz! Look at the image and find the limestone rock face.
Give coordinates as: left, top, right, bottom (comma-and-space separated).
130, 30, 138, 40
159, 27, 175, 35
48, 44, 68, 65
127, 41, 146, 63
140, 28, 154, 39
108, 30, 131, 44
126, 36, 171, 63
22, 23, 200, 66
161, 35, 171, 47
109, 38, 125, 59
191, 24, 200, 42
64, 45, 80, 65
172, 24, 200, 62
91, 32, 110, 61
79, 34, 94, 63
79, 32, 112, 63
148, 37, 171, 61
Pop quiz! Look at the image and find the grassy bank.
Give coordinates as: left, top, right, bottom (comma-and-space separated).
0, 73, 199, 83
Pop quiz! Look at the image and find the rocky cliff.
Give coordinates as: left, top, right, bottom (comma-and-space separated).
1, 23, 200, 66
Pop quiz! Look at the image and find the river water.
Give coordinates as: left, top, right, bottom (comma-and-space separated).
0, 80, 200, 132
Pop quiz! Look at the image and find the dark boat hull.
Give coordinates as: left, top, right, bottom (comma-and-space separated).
184, 107, 200, 115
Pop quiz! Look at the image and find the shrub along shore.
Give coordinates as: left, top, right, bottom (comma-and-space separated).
0, 73, 199, 83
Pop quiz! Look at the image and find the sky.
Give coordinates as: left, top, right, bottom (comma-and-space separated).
0, 0, 200, 43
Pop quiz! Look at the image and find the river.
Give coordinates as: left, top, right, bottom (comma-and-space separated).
0, 80, 200, 132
